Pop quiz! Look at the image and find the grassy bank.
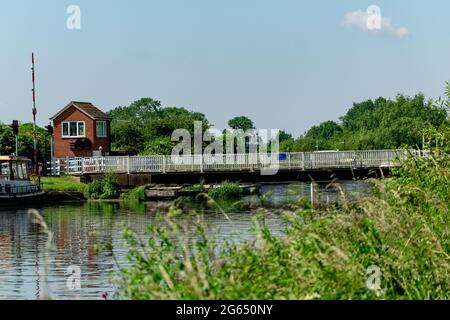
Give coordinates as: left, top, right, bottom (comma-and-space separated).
113, 152, 449, 300
40, 176, 87, 193
41, 174, 144, 201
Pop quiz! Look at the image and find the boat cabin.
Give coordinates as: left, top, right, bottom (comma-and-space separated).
0, 155, 39, 195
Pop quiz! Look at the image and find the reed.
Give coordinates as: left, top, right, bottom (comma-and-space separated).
113, 152, 450, 300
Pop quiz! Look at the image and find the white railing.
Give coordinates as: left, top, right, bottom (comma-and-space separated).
47, 149, 425, 175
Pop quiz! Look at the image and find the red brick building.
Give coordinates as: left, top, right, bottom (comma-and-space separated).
50, 102, 111, 158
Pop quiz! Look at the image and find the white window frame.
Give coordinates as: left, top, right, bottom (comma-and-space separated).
61, 121, 86, 138
96, 120, 107, 138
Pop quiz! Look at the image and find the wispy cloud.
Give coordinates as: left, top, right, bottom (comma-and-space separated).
343, 9, 409, 38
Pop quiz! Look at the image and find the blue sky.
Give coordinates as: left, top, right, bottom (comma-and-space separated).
1, 0, 449, 136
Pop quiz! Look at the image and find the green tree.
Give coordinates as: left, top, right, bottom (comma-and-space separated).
306, 121, 342, 141
143, 136, 174, 155
228, 116, 255, 132
0, 122, 50, 159
292, 93, 447, 151
17, 123, 51, 160
277, 130, 293, 142
0, 123, 15, 155
108, 99, 211, 155
108, 98, 162, 124
110, 121, 145, 154
146, 107, 209, 137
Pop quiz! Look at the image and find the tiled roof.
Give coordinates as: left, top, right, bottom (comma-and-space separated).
50, 101, 110, 120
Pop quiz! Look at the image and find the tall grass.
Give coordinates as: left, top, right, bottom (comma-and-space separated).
208, 182, 243, 200
113, 152, 449, 300
41, 176, 87, 193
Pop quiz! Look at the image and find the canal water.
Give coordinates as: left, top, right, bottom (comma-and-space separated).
0, 181, 370, 300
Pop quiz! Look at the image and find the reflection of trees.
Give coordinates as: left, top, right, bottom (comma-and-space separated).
0, 234, 12, 269
0, 201, 277, 298
0, 211, 36, 298
45, 203, 110, 280
34, 201, 159, 293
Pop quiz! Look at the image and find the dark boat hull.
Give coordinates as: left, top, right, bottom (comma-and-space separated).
0, 192, 46, 207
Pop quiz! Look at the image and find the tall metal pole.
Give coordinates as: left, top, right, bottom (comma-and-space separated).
31, 53, 38, 173
15, 134, 18, 156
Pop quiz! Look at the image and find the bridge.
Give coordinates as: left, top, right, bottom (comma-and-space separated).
48, 149, 425, 186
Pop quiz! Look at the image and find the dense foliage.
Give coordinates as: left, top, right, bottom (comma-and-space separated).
228, 116, 255, 132
86, 172, 120, 199
109, 98, 210, 155
280, 93, 448, 152
0, 122, 51, 159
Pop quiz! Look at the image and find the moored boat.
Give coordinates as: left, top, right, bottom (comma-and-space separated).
0, 155, 44, 206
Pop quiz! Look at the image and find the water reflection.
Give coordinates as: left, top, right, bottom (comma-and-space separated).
0, 181, 370, 299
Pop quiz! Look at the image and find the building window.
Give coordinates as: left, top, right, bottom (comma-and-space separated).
96, 121, 107, 138
62, 121, 85, 138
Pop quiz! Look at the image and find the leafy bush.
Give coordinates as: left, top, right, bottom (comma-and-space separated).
208, 182, 243, 200
86, 172, 120, 199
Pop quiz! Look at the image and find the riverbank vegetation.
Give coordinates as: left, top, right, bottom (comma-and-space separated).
120, 185, 147, 201
208, 182, 243, 200
40, 176, 87, 193
86, 172, 120, 200
113, 145, 449, 299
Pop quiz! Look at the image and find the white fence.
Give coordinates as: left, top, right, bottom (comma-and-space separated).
47, 149, 425, 176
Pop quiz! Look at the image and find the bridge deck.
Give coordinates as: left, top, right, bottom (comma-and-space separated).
48, 150, 425, 176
